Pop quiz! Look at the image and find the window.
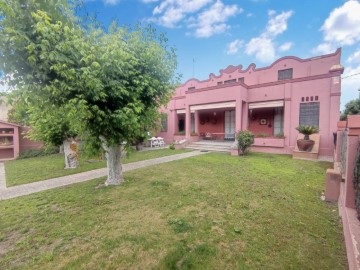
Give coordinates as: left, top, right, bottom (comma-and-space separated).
299, 102, 319, 127
238, 77, 244, 83
161, 113, 167, 132
188, 86, 195, 91
224, 79, 236, 84
278, 68, 293, 80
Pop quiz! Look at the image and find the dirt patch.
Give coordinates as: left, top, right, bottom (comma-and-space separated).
0, 231, 23, 258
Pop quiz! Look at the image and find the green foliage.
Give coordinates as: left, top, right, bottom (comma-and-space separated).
17, 146, 59, 159
296, 125, 319, 140
236, 130, 255, 155
295, 125, 320, 135
1, 3, 179, 177
255, 133, 270, 138
169, 143, 175, 150
341, 98, 360, 120
275, 131, 285, 138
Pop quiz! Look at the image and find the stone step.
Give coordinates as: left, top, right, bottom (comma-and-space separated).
188, 144, 231, 149
185, 146, 230, 153
185, 144, 231, 152
190, 141, 234, 147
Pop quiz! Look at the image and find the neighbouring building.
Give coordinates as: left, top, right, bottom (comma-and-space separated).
157, 49, 344, 157
0, 120, 43, 160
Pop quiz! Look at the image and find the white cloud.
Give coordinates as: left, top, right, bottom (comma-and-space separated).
313, 1, 360, 55
265, 10, 293, 37
246, 13, 253, 18
141, 0, 159, 3
151, 0, 212, 27
148, 0, 241, 37
192, 0, 240, 38
341, 64, 360, 108
278, 42, 293, 52
226, 39, 244, 55
244, 10, 293, 62
103, 0, 121, 5
347, 48, 360, 64
246, 37, 275, 63
312, 42, 336, 54
321, 0, 360, 46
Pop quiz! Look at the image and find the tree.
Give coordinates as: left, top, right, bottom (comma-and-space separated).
341, 98, 360, 120
0, 5, 178, 185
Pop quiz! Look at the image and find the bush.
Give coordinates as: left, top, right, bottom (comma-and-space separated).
169, 143, 175, 150
255, 133, 270, 138
295, 125, 319, 140
17, 146, 59, 159
236, 130, 254, 155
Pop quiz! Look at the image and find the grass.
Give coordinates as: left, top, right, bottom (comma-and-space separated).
0, 152, 348, 269
4, 149, 190, 187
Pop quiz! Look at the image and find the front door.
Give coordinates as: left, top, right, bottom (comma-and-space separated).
224, 110, 235, 140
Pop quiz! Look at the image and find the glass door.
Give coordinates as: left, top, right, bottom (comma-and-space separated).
224, 110, 235, 140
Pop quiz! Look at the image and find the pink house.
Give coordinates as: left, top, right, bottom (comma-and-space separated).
158, 49, 344, 157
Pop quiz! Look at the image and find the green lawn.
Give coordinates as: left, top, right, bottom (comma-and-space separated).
5, 149, 190, 187
0, 152, 347, 269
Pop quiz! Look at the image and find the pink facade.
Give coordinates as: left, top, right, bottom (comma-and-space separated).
158, 49, 344, 157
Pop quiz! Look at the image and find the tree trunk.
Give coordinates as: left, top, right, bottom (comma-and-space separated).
63, 138, 79, 169
100, 137, 124, 185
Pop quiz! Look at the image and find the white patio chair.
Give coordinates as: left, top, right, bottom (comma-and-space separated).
150, 137, 159, 147
157, 137, 165, 147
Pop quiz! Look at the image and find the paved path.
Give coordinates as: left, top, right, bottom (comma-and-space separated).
0, 163, 6, 190
0, 151, 206, 201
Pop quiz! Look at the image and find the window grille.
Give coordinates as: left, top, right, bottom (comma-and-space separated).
278, 68, 293, 80
224, 79, 237, 84
299, 102, 319, 127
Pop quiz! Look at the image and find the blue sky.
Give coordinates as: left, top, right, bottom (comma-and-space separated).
1, 0, 359, 110
81, 0, 360, 109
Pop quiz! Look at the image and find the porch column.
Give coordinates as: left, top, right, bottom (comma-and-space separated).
283, 98, 291, 147
344, 133, 357, 208
242, 101, 248, 130
194, 110, 199, 134
185, 106, 191, 139
173, 111, 178, 134
235, 100, 242, 133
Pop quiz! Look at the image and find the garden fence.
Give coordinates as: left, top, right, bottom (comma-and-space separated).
353, 141, 360, 218
340, 130, 347, 178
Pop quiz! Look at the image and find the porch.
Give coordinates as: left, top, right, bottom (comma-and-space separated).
175, 101, 239, 142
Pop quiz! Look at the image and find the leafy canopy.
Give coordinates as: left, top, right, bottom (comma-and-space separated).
0, 2, 178, 149
340, 98, 360, 120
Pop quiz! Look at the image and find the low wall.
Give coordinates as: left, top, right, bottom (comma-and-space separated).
19, 127, 43, 153
253, 137, 285, 148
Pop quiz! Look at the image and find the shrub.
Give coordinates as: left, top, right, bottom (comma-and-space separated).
17, 146, 59, 159
236, 130, 255, 155
169, 143, 175, 150
295, 125, 319, 140
274, 132, 285, 138
255, 133, 270, 138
